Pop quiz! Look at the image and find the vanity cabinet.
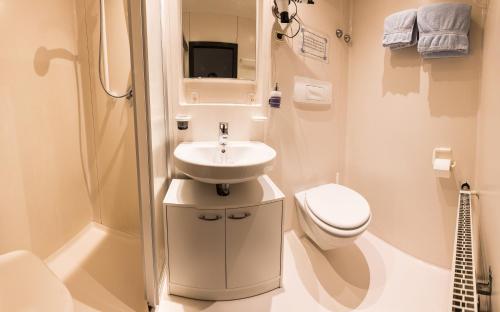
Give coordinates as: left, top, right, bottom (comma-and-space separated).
167, 208, 226, 290
164, 175, 284, 300
226, 202, 282, 289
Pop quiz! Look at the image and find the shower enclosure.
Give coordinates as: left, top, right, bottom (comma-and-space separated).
0, 0, 168, 310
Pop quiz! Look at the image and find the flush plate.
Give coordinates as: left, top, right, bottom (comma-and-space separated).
293, 76, 332, 106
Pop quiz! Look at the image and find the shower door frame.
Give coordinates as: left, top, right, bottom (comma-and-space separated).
128, 0, 170, 308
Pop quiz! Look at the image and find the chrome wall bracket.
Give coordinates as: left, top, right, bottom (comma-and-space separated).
477, 267, 493, 296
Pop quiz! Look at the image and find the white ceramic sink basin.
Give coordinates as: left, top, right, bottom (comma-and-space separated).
174, 141, 276, 184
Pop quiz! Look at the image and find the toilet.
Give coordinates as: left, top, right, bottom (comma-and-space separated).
295, 183, 371, 250
0, 250, 74, 312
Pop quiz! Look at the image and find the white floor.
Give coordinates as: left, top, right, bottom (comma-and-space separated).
159, 230, 451, 312
46, 223, 149, 312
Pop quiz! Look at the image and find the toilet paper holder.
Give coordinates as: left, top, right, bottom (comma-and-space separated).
432, 147, 456, 168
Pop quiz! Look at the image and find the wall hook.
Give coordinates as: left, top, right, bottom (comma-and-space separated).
336, 29, 343, 38
336, 29, 352, 44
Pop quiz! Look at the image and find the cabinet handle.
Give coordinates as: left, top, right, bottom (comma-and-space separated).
198, 214, 222, 221
228, 212, 251, 220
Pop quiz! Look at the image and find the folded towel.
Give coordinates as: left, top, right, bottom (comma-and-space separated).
383, 9, 418, 50
417, 3, 472, 59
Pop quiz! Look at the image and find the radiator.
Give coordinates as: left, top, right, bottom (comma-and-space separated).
451, 189, 478, 312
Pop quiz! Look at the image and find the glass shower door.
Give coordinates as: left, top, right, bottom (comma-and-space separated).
128, 0, 170, 307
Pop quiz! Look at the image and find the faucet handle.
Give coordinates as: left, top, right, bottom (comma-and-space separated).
219, 122, 229, 134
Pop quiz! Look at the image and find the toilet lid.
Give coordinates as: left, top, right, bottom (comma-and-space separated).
305, 184, 370, 230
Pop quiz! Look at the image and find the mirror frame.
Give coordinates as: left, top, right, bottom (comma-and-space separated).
181, 1, 257, 81
163, 0, 271, 107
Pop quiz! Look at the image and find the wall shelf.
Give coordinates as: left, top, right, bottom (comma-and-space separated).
183, 78, 256, 86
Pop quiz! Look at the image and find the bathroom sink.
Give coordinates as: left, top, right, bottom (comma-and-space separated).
174, 141, 276, 184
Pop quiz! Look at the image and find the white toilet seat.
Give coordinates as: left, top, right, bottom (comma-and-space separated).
295, 183, 371, 250
0, 250, 74, 312
303, 200, 371, 238
305, 184, 371, 230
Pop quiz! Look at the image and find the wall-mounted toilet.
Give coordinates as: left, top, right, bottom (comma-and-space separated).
0, 250, 74, 312
295, 184, 371, 250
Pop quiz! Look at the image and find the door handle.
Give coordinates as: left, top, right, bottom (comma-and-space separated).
227, 212, 251, 220
198, 214, 222, 221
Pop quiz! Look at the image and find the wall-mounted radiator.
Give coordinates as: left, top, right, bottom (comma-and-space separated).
451, 183, 492, 312
451, 188, 477, 312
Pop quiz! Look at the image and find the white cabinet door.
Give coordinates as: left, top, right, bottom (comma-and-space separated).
226, 201, 283, 289
167, 207, 226, 289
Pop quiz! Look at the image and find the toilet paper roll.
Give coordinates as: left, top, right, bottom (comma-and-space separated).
433, 158, 452, 178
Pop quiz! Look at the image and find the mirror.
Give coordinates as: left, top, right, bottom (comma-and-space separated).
182, 0, 256, 81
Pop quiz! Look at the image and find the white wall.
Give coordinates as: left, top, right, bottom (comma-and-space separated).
0, 0, 144, 259
0, 0, 94, 258
264, 0, 350, 231
345, 0, 482, 268
475, 0, 500, 309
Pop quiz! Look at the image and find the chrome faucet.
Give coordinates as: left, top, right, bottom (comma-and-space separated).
218, 122, 229, 153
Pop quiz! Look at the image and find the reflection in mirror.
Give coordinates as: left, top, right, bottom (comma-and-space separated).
182, 0, 256, 80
